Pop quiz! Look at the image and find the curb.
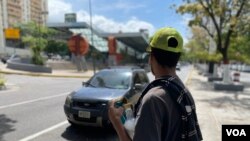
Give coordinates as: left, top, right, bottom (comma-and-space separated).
0, 70, 92, 79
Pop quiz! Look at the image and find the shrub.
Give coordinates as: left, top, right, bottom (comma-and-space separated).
0, 74, 6, 87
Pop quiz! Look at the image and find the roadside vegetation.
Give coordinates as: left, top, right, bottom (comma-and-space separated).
0, 73, 6, 89
15, 22, 57, 65
176, 0, 250, 64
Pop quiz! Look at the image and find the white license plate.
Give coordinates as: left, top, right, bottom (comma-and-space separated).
78, 111, 91, 118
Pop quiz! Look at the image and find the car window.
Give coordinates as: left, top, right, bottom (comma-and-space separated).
89, 71, 132, 89
133, 73, 141, 84
138, 72, 149, 84
133, 72, 148, 85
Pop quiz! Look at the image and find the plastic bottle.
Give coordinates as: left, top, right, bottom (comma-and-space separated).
124, 106, 133, 120
114, 99, 135, 139
124, 107, 135, 139
114, 98, 128, 124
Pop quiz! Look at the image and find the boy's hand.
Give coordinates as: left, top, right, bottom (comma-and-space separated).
108, 100, 124, 125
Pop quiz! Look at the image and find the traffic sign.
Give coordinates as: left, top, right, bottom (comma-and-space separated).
5, 28, 20, 39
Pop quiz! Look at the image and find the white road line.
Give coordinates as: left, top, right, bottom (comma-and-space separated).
0, 92, 69, 110
19, 121, 68, 141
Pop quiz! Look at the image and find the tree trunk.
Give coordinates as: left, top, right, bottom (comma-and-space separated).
213, 63, 218, 77
221, 49, 232, 83
208, 61, 214, 74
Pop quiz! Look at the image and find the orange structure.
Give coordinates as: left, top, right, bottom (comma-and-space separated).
68, 35, 89, 55
108, 36, 117, 55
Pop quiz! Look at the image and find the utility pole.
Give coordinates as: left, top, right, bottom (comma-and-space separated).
39, 11, 48, 46
89, 0, 96, 74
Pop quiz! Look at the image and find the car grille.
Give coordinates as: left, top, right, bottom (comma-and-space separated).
73, 101, 107, 109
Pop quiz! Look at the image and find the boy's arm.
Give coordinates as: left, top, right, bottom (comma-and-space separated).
108, 100, 132, 141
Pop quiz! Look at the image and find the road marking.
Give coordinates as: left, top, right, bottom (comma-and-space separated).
0, 92, 69, 110
19, 121, 68, 141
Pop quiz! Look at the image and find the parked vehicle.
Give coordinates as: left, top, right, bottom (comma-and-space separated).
241, 64, 250, 72
176, 62, 181, 71
0, 54, 20, 64
64, 67, 149, 127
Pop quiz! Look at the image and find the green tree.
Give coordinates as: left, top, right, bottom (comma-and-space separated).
229, 34, 250, 64
182, 26, 222, 63
229, 13, 250, 64
15, 22, 57, 65
45, 40, 70, 56
177, 0, 249, 63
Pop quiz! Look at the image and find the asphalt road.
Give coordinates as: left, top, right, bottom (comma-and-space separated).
0, 65, 192, 141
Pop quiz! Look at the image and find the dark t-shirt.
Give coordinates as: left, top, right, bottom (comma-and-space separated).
133, 84, 182, 141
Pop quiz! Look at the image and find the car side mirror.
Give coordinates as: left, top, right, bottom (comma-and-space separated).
134, 83, 143, 90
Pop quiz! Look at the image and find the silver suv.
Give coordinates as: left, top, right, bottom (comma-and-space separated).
64, 67, 149, 127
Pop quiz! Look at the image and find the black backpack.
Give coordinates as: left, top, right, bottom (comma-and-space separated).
134, 76, 203, 141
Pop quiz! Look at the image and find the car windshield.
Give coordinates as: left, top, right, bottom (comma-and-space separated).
88, 70, 132, 89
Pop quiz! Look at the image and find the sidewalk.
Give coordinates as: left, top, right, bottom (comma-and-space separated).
0, 63, 94, 78
188, 69, 250, 141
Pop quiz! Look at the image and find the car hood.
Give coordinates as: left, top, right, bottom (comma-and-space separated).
72, 87, 129, 101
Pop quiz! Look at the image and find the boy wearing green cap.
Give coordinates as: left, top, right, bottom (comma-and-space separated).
108, 27, 203, 141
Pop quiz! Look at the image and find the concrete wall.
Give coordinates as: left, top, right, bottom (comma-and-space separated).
7, 58, 52, 73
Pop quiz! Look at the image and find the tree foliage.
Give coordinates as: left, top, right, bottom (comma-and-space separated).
229, 34, 250, 64
181, 26, 222, 63
177, 0, 250, 63
45, 40, 70, 56
15, 22, 57, 65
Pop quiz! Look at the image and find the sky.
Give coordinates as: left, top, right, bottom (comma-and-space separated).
48, 0, 191, 44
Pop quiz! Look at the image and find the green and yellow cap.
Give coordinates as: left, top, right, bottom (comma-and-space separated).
146, 27, 183, 53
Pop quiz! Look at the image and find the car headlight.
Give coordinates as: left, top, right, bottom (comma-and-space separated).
65, 92, 75, 106
65, 95, 72, 107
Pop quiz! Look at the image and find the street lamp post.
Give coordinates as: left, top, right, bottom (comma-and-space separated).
39, 11, 48, 46
89, 0, 96, 74
36, 10, 48, 63
33, 10, 48, 65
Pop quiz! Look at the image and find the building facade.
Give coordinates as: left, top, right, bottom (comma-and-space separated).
0, 0, 48, 55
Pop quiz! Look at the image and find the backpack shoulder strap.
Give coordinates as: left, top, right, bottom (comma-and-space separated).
156, 77, 187, 103
134, 76, 175, 116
